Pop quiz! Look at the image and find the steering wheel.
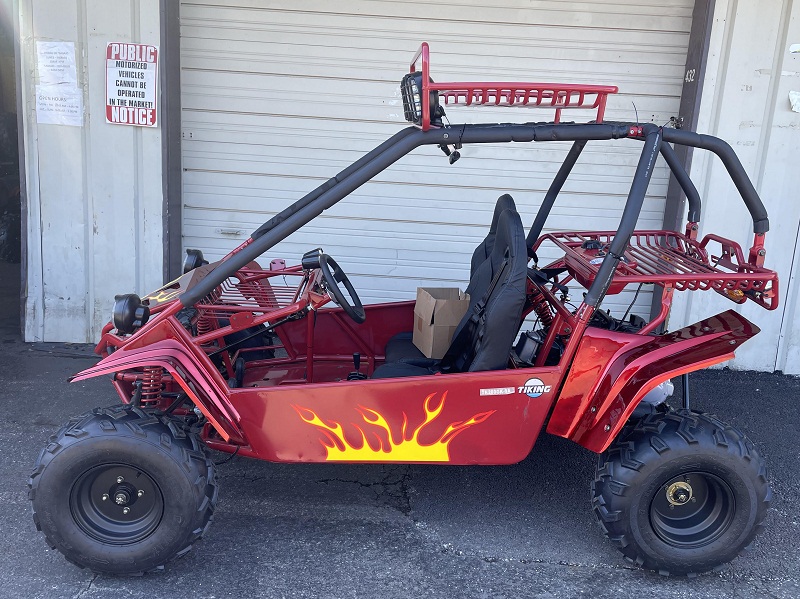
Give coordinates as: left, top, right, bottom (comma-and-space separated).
318, 254, 366, 324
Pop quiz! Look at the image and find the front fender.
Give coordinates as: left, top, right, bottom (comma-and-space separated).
71, 339, 244, 443
547, 310, 760, 453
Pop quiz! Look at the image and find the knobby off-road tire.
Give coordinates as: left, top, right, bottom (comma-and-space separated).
592, 409, 770, 575
29, 405, 218, 575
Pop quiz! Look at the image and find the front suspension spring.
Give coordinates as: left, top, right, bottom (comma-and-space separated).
140, 366, 164, 405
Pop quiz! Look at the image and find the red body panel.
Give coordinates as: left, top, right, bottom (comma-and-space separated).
548, 309, 760, 452
226, 368, 560, 464
72, 291, 761, 463
71, 337, 243, 443
74, 305, 562, 464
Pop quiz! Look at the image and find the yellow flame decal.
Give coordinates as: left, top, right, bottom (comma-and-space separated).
294, 392, 494, 462
144, 287, 181, 304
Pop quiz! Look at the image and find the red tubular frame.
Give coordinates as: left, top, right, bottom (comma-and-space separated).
410, 42, 618, 130
535, 229, 778, 310
72, 261, 764, 461
67, 45, 779, 465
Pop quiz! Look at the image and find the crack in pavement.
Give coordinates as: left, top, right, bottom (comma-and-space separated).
437, 544, 659, 573
72, 573, 98, 598
317, 466, 413, 515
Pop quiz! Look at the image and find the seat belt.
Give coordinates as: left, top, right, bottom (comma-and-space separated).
527, 267, 569, 294
441, 251, 510, 373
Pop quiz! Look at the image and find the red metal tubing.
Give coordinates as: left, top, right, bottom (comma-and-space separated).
409, 42, 618, 130
410, 42, 431, 131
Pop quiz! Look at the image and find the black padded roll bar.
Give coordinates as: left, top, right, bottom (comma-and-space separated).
251, 127, 418, 240
526, 140, 587, 251
661, 128, 768, 233
181, 123, 633, 307
526, 135, 703, 249
584, 125, 662, 307
526, 134, 704, 247
659, 142, 702, 223
180, 121, 768, 308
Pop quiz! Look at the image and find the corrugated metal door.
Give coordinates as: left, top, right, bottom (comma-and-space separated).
180, 0, 693, 315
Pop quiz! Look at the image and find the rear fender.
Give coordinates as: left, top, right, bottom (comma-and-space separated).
547, 310, 760, 453
71, 339, 244, 443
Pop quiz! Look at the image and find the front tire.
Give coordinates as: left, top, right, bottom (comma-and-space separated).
29, 405, 218, 575
592, 409, 770, 575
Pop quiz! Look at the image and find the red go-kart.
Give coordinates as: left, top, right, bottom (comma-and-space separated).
30, 44, 778, 576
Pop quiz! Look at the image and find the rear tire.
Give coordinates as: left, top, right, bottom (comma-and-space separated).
592, 409, 770, 575
29, 405, 217, 575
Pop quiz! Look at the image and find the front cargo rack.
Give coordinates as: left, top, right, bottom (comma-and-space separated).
402, 42, 619, 131
537, 230, 778, 310
197, 269, 304, 319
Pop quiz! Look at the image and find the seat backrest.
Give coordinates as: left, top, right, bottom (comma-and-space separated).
443, 208, 528, 372
470, 194, 517, 276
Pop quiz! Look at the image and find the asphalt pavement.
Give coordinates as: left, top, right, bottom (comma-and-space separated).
1, 339, 798, 598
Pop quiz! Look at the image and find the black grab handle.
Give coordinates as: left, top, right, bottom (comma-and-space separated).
661, 128, 769, 234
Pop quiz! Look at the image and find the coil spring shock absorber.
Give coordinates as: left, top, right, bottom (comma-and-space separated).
196, 313, 216, 337
530, 287, 553, 328
139, 366, 164, 406
196, 285, 223, 338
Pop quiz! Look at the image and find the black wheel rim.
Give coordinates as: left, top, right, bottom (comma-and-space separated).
649, 471, 735, 548
70, 463, 164, 545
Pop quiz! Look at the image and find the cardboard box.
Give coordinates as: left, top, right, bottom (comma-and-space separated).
413, 287, 470, 359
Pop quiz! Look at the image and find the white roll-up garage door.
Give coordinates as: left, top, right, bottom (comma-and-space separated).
180, 0, 692, 315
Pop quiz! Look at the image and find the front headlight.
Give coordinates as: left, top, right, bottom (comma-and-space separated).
112, 294, 150, 334
401, 71, 443, 127
183, 248, 208, 273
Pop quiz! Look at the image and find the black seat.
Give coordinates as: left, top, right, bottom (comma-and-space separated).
384, 194, 518, 364
373, 208, 528, 378
383, 331, 420, 363
470, 193, 517, 276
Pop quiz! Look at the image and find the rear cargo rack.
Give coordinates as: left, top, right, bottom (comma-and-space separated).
404, 42, 618, 131
539, 230, 778, 310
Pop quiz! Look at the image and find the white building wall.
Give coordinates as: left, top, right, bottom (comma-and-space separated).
18, 0, 164, 342
180, 0, 693, 320
16, 0, 799, 371
671, 0, 800, 372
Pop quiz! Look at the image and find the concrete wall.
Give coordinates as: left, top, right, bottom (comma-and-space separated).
18, 0, 163, 342
671, 0, 800, 373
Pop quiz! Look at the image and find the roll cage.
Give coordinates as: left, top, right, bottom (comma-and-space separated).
181, 124, 775, 314
78, 42, 778, 457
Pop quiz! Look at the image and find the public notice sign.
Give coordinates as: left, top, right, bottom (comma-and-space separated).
106, 43, 158, 127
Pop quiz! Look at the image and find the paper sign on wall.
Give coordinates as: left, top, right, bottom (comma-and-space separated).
106, 43, 158, 127
35, 40, 83, 126
36, 41, 78, 85
35, 85, 84, 127
790, 91, 800, 114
